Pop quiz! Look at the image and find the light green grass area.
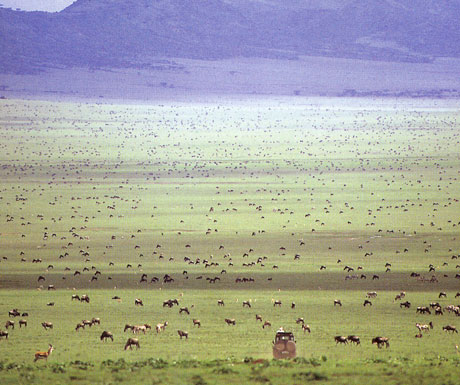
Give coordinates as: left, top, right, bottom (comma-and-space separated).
0, 98, 459, 384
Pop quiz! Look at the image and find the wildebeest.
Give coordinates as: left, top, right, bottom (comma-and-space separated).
335, 336, 348, 345
347, 335, 360, 345
8, 309, 20, 317
366, 291, 377, 298
134, 298, 143, 306
124, 338, 140, 350
41, 322, 53, 330
177, 330, 188, 339
217, 300, 225, 306
273, 300, 282, 307
19, 319, 27, 328
192, 319, 201, 328
442, 325, 458, 333
163, 299, 179, 308
372, 337, 390, 348
0, 331, 8, 339
242, 301, 251, 308
302, 324, 311, 333
100, 331, 113, 341
400, 301, 411, 309
91, 317, 101, 326
124, 324, 134, 332
416, 306, 431, 314
80, 294, 90, 303
82, 320, 92, 327
75, 322, 85, 331
179, 307, 190, 314
363, 300, 372, 306
262, 321, 271, 329
225, 318, 236, 325
334, 299, 342, 306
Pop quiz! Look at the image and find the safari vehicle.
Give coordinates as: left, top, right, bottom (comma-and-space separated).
272, 330, 296, 359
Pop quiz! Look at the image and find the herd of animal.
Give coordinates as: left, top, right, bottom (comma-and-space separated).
0, 101, 459, 366
3, 288, 459, 361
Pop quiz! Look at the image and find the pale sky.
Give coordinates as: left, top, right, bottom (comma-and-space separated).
0, 0, 75, 12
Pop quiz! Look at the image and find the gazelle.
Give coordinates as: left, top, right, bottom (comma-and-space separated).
34, 344, 54, 362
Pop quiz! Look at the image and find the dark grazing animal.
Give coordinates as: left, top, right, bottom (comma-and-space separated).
335, 336, 348, 345
100, 331, 113, 341
372, 337, 390, 348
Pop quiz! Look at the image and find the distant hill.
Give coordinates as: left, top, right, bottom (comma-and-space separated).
1, 0, 460, 73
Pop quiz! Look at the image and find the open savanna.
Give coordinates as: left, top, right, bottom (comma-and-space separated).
0, 97, 459, 384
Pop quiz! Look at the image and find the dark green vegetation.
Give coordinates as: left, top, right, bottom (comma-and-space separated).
0, 98, 459, 384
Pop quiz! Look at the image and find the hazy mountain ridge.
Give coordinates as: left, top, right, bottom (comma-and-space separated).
1, 0, 460, 73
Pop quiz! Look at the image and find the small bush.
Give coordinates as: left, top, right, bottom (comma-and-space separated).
190, 374, 208, 385
212, 366, 238, 374
293, 371, 328, 381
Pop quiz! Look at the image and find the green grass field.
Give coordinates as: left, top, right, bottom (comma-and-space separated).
0, 97, 459, 384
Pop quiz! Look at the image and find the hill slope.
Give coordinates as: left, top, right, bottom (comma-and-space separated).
1, 0, 460, 73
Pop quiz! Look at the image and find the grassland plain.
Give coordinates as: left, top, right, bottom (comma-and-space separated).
0, 97, 459, 384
